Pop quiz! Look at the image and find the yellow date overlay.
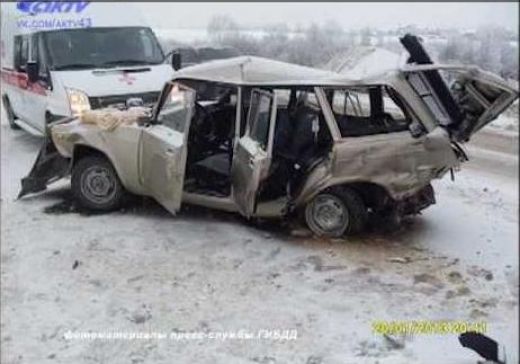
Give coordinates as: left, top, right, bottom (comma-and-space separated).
372, 320, 487, 335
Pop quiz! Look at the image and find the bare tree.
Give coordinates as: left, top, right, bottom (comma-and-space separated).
207, 15, 239, 44
360, 27, 372, 46
201, 15, 518, 80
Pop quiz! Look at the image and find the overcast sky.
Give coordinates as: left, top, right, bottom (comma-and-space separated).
137, 2, 519, 32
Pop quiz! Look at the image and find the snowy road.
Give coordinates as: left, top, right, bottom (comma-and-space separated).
1, 110, 518, 364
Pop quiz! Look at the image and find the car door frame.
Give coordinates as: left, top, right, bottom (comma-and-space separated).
138, 81, 196, 215
231, 87, 278, 217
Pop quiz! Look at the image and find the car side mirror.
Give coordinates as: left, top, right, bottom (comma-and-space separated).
27, 61, 39, 83
171, 51, 182, 71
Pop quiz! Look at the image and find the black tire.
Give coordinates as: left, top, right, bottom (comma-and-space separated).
304, 186, 367, 237
2, 96, 20, 130
71, 155, 124, 212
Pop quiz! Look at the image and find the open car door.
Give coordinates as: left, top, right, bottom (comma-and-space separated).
139, 82, 195, 215
231, 89, 277, 217
401, 34, 519, 142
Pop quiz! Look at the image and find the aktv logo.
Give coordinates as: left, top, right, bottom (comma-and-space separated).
16, 1, 90, 15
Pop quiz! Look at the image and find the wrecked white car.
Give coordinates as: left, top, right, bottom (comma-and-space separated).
19, 35, 519, 237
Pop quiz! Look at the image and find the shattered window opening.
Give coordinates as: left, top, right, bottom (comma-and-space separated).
331, 88, 371, 118
248, 91, 273, 150
327, 86, 411, 138
157, 83, 195, 133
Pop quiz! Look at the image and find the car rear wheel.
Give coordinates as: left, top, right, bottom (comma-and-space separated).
71, 155, 124, 211
304, 187, 367, 237
2, 96, 20, 130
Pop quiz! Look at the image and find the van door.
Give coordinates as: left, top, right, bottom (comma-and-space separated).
231, 89, 277, 217
9, 35, 29, 121
26, 33, 49, 130
404, 65, 518, 142
138, 82, 195, 214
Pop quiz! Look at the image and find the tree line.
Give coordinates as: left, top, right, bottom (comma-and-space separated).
201, 15, 519, 80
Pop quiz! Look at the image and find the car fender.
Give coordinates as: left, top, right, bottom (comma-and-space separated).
50, 121, 145, 195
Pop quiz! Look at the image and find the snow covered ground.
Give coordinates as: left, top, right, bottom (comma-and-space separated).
488, 108, 519, 133
1, 106, 518, 364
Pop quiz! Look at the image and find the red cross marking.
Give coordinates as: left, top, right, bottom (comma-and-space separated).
118, 72, 136, 85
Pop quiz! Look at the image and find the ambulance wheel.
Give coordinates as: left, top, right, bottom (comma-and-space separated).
2, 96, 20, 130
72, 155, 124, 212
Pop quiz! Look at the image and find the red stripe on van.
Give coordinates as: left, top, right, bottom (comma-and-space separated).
1, 68, 47, 96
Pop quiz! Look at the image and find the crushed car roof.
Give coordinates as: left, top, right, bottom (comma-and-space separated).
171, 56, 359, 86
170, 55, 519, 94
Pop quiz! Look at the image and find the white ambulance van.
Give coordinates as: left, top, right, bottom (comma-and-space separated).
1, 1, 174, 135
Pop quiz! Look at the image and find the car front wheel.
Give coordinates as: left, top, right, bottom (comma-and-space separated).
304, 187, 367, 237
71, 155, 124, 211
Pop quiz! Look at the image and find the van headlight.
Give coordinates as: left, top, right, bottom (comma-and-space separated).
66, 88, 90, 117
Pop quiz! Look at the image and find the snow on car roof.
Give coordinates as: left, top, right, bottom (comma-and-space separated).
171, 56, 362, 86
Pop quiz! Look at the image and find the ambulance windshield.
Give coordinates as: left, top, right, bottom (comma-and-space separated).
43, 26, 164, 70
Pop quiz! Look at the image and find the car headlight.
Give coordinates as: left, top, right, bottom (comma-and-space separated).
66, 88, 90, 117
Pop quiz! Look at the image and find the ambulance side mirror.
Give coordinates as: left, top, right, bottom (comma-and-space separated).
27, 61, 39, 83
171, 51, 182, 71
